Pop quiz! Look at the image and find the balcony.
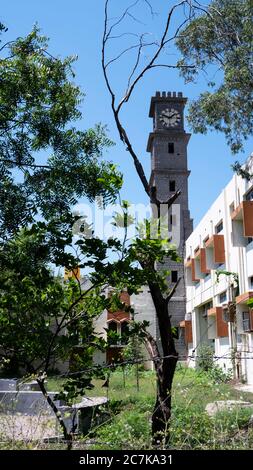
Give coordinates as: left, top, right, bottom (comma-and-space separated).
207, 307, 228, 338
180, 320, 193, 344
231, 201, 253, 246
205, 235, 225, 269
184, 258, 200, 285
235, 291, 253, 333
231, 201, 253, 235
236, 291, 253, 305
199, 248, 210, 275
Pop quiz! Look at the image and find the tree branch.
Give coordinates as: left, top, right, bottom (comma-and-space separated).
0, 158, 51, 169
116, 0, 188, 112
43, 282, 102, 371
165, 277, 181, 305
102, 0, 192, 202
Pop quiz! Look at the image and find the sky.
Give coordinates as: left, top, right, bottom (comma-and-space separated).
2, 0, 252, 227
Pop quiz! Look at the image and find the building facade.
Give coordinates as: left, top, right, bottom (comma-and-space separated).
184, 154, 253, 384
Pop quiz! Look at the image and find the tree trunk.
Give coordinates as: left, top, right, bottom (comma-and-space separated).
37, 378, 73, 450
148, 283, 178, 446
151, 355, 178, 445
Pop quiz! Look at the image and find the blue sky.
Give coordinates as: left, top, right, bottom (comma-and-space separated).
2, 0, 252, 226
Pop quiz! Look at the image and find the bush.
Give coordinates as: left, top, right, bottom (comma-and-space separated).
196, 344, 214, 372
91, 403, 152, 450
207, 365, 233, 383
170, 406, 213, 449
196, 344, 232, 383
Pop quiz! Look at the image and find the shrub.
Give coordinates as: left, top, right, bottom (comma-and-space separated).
170, 406, 213, 449
91, 403, 152, 450
207, 365, 233, 383
196, 344, 214, 372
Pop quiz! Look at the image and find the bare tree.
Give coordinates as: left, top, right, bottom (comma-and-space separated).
101, 0, 203, 444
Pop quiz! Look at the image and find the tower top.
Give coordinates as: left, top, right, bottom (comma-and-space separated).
149, 91, 187, 117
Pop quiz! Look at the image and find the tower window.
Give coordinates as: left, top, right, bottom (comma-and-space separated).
171, 271, 178, 283
169, 180, 176, 192
168, 142, 174, 154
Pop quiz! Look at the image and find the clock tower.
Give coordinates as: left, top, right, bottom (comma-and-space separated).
147, 91, 193, 354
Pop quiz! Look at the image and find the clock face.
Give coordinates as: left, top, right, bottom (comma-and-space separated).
159, 108, 181, 127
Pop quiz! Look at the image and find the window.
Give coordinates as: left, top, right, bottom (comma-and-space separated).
108, 320, 130, 345
247, 237, 253, 245
249, 276, 253, 290
120, 321, 129, 345
242, 311, 250, 332
168, 142, 174, 154
215, 220, 223, 234
108, 321, 118, 345
171, 271, 178, 283
219, 291, 227, 304
169, 180, 176, 192
245, 187, 253, 201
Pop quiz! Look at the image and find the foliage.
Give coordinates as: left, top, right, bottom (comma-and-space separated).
215, 269, 239, 298
170, 405, 253, 449
2, 367, 253, 449
196, 344, 214, 372
232, 160, 253, 181
87, 367, 253, 450
196, 344, 232, 383
91, 403, 152, 450
215, 270, 239, 287
207, 365, 233, 384
0, 25, 122, 242
122, 323, 145, 363
0, 230, 106, 378
0, 204, 179, 415
177, 0, 253, 153
0, 25, 125, 445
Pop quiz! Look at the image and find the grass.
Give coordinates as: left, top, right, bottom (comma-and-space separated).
3, 365, 253, 450
46, 364, 253, 450
47, 363, 253, 407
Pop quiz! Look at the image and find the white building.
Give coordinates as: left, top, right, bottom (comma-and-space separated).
183, 154, 253, 384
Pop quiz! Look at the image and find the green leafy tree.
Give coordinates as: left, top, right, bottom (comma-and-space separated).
176, 0, 253, 154
0, 24, 123, 448
0, 230, 107, 447
0, 25, 122, 242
